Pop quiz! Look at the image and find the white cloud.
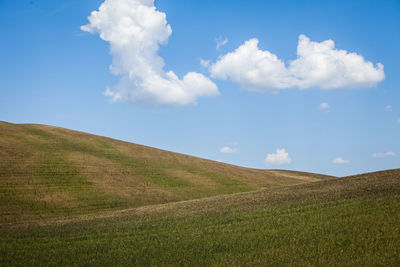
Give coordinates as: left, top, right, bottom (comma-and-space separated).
289, 35, 384, 89
215, 36, 228, 50
210, 35, 385, 92
397, 118, 400, 124
81, 0, 219, 105
372, 152, 395, 158
264, 148, 291, 165
210, 39, 293, 92
200, 58, 211, 68
332, 157, 349, 164
385, 105, 392, 111
318, 102, 330, 112
219, 146, 239, 154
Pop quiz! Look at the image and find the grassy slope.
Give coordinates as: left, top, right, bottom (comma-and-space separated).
0, 121, 332, 223
1, 169, 399, 266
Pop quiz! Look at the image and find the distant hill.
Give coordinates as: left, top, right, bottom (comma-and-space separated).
0, 121, 332, 223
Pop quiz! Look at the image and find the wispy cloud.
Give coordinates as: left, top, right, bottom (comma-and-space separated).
200, 58, 211, 68
210, 35, 384, 92
372, 152, 395, 158
219, 146, 239, 154
332, 157, 349, 164
82, 0, 219, 105
215, 36, 228, 50
318, 102, 330, 112
385, 105, 392, 111
265, 148, 291, 165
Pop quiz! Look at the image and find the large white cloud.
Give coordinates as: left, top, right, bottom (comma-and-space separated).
210, 35, 385, 91
264, 148, 292, 165
82, 0, 219, 105
290, 35, 385, 89
210, 39, 294, 92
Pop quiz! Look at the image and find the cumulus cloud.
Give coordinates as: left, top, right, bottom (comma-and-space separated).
219, 146, 239, 154
289, 35, 384, 89
210, 35, 385, 92
318, 102, 330, 112
332, 157, 349, 164
215, 36, 228, 50
372, 152, 395, 158
385, 105, 392, 111
264, 148, 291, 165
210, 39, 293, 92
81, 0, 219, 105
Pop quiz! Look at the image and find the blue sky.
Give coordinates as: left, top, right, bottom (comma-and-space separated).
1, 0, 399, 176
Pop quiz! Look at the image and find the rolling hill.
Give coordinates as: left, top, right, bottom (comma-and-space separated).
0, 121, 332, 224
1, 167, 399, 265
1, 121, 399, 265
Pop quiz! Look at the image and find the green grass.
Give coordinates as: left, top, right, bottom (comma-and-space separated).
1, 169, 399, 266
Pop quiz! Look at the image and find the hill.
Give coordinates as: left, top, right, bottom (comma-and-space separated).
1, 168, 399, 265
0, 121, 332, 223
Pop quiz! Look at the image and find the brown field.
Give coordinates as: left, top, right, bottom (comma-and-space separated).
0, 121, 333, 224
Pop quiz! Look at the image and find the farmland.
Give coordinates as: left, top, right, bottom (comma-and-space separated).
0, 122, 399, 265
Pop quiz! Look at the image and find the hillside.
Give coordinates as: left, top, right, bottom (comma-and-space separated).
1, 121, 399, 265
0, 121, 332, 223
1, 169, 399, 265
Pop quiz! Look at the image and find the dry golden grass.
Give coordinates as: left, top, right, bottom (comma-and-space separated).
68, 152, 184, 206
0, 121, 334, 223
2, 168, 398, 230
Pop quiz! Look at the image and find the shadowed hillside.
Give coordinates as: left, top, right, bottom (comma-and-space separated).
0, 121, 332, 223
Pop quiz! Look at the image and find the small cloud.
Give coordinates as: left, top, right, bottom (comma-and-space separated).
372, 152, 395, 158
265, 148, 291, 165
215, 36, 228, 50
200, 58, 211, 68
220, 146, 239, 154
332, 157, 349, 164
397, 117, 400, 124
385, 105, 392, 111
318, 102, 330, 112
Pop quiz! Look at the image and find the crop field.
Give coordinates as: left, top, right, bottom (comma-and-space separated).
0, 122, 399, 266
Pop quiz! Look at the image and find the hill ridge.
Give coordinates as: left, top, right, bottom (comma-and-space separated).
0, 121, 332, 224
